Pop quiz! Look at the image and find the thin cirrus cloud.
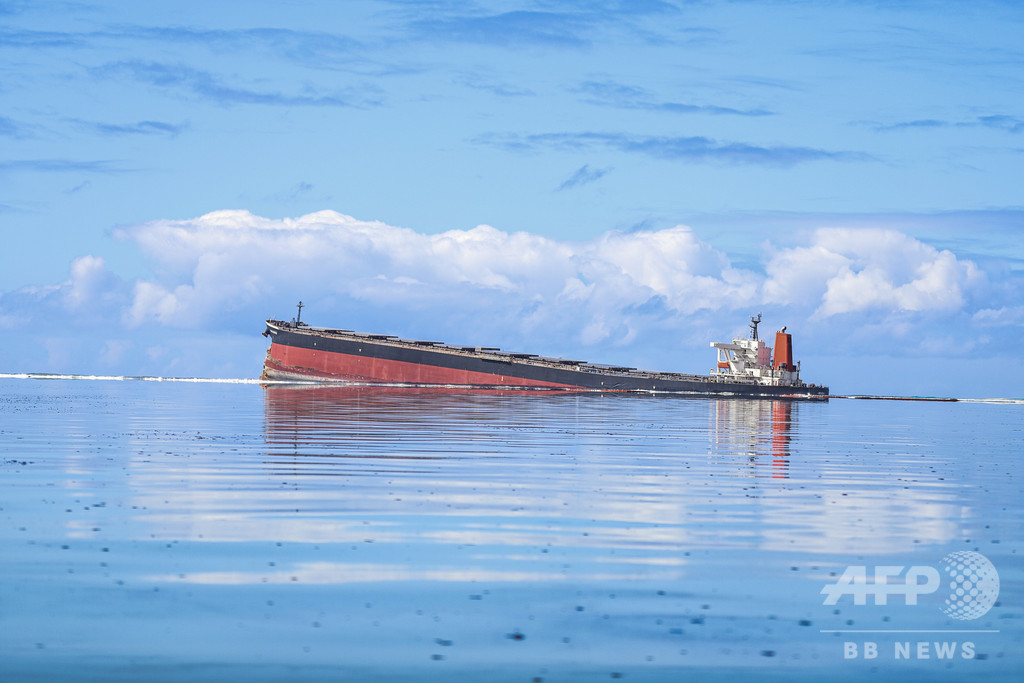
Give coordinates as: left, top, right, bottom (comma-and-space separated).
90, 60, 378, 108
0, 8, 678, 62
870, 114, 1024, 133
556, 164, 611, 191
576, 80, 773, 117
68, 118, 189, 137
0, 159, 126, 173
456, 74, 535, 98
406, 10, 595, 48
403, 2, 684, 48
0, 116, 26, 137
975, 115, 1024, 133
0, 25, 363, 67
0, 27, 86, 48
112, 25, 364, 67
477, 131, 869, 166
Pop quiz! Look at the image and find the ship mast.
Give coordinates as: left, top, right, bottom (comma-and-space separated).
749, 313, 761, 341
296, 301, 304, 325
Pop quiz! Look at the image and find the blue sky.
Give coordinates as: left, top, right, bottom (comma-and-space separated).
2, 0, 1023, 397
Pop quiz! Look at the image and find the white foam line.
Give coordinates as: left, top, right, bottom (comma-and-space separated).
0, 373, 262, 384
832, 394, 1023, 404
958, 397, 1024, 405
819, 629, 1000, 634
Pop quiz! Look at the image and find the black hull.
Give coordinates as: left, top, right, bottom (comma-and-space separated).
263, 322, 829, 399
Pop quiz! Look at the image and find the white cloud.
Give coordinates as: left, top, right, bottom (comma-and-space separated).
0, 254, 125, 325
762, 228, 983, 316
116, 210, 752, 336
3, 210, 1019, 384
5, 214, 1001, 338
64, 255, 112, 309
973, 305, 1024, 327
128, 280, 191, 326
104, 213, 1002, 356
762, 244, 848, 306
582, 227, 758, 314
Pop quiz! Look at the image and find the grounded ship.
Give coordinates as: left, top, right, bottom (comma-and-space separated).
262, 305, 828, 398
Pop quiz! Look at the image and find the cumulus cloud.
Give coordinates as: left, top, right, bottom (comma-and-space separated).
113, 210, 757, 349
105, 212, 992, 337
65, 255, 117, 309
2, 209, 1016, 381
0, 254, 125, 325
763, 228, 983, 316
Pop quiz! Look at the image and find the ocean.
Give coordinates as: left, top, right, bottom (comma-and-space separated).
0, 376, 1020, 682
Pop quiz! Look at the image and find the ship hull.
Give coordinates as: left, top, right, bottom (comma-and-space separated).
262, 322, 829, 399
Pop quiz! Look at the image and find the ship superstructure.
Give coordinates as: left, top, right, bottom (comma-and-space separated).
710, 313, 802, 387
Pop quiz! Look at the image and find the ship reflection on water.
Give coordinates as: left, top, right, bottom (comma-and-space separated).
264, 385, 795, 480
710, 398, 792, 479
259, 385, 804, 558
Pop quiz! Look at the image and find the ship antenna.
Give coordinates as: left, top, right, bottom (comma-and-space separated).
749, 313, 761, 341
296, 301, 304, 325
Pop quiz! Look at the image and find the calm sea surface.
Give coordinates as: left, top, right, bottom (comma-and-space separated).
0, 377, 1021, 681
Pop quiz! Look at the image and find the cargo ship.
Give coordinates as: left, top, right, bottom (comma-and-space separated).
261, 304, 828, 398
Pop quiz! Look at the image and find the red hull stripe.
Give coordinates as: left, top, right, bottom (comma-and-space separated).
266, 342, 577, 388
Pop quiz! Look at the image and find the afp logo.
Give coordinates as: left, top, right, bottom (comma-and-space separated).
821, 551, 1000, 620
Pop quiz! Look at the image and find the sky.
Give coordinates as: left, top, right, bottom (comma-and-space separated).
1, 0, 1023, 397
